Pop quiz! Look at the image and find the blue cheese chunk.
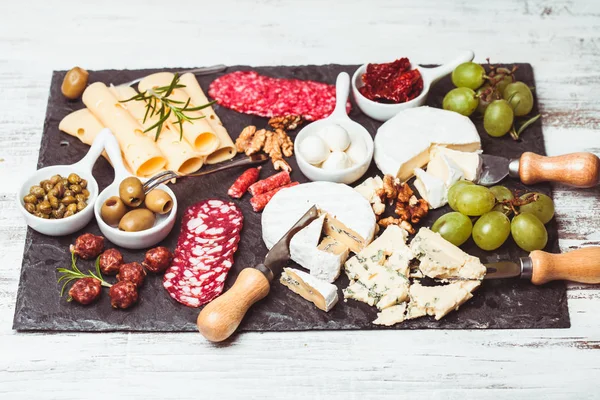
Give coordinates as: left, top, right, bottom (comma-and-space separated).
406, 280, 481, 320
281, 268, 339, 312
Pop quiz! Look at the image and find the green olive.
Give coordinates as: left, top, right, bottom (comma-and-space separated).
67, 203, 77, 213
119, 177, 145, 207
63, 210, 74, 218
30, 186, 45, 198
118, 208, 156, 232
70, 184, 82, 194
80, 179, 88, 189
23, 194, 37, 204
62, 195, 77, 205
76, 201, 87, 212
82, 188, 90, 198
144, 189, 173, 214
48, 194, 59, 209
49, 175, 62, 185
38, 200, 52, 215
101, 196, 127, 226
61, 67, 89, 100
24, 203, 36, 214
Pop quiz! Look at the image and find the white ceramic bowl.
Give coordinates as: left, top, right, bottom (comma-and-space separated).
94, 131, 177, 249
16, 129, 113, 236
295, 72, 374, 185
351, 50, 475, 122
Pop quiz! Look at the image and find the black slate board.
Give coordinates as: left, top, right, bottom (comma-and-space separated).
13, 64, 569, 332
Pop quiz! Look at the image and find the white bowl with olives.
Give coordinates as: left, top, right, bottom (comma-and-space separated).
94, 135, 177, 249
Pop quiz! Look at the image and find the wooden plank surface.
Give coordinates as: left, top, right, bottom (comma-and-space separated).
1, 0, 599, 398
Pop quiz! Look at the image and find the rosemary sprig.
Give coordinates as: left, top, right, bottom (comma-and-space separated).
120, 73, 216, 141
57, 252, 112, 301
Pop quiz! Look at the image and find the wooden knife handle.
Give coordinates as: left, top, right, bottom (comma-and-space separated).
519, 152, 600, 188
530, 247, 600, 285
197, 267, 271, 342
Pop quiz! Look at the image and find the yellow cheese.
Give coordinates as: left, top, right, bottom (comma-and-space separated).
58, 108, 104, 145
179, 73, 236, 164
82, 82, 167, 176
138, 73, 219, 156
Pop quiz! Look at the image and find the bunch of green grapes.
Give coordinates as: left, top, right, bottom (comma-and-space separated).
442, 62, 539, 140
432, 181, 554, 252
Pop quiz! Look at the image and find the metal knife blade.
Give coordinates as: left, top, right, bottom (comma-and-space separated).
260, 205, 320, 281
116, 64, 227, 87
475, 154, 520, 186
484, 257, 533, 280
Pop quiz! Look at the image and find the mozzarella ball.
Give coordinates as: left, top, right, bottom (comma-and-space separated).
300, 135, 330, 165
318, 124, 351, 152
321, 151, 353, 170
345, 138, 367, 164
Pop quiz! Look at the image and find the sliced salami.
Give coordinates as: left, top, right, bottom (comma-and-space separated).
163, 199, 243, 308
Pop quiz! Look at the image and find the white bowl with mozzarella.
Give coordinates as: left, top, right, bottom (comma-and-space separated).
295, 72, 374, 185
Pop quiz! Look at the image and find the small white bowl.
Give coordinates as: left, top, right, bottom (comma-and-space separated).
16, 129, 114, 236
351, 50, 475, 121
94, 132, 177, 249
295, 72, 374, 185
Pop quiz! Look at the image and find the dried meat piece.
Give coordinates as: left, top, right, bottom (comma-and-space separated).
248, 171, 291, 196
250, 181, 299, 212
228, 166, 261, 199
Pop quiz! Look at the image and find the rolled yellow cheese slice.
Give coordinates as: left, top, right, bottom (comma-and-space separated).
179, 73, 237, 164
138, 73, 219, 156
82, 82, 166, 177
110, 85, 205, 175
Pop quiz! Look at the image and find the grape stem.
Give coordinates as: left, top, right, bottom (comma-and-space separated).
500, 193, 539, 216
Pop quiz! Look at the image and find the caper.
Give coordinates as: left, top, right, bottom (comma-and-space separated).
76, 201, 87, 212
63, 210, 75, 218
47, 188, 58, 198
36, 212, 49, 219
69, 184, 82, 194
52, 207, 65, 219
62, 195, 77, 205
24, 203, 36, 214
38, 200, 52, 214
75, 194, 86, 203
49, 174, 62, 185
61, 179, 69, 187
23, 194, 37, 204
64, 190, 74, 197
30, 186, 45, 198
67, 203, 77, 213
61, 67, 89, 100
82, 189, 90, 198
80, 179, 87, 189
42, 181, 54, 193
67, 173, 82, 185
48, 194, 59, 209
54, 181, 65, 198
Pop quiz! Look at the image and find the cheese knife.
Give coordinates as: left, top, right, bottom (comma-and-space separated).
476, 152, 600, 188
485, 247, 600, 284
116, 64, 227, 87
197, 206, 320, 342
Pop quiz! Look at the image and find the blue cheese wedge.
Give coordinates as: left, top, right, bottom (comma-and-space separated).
405, 280, 481, 320
373, 303, 407, 326
410, 228, 486, 280
280, 267, 339, 312
343, 225, 412, 311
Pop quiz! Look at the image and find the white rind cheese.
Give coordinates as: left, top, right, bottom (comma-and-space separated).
374, 107, 481, 181
413, 168, 447, 209
430, 146, 482, 182
427, 154, 464, 188
280, 267, 339, 312
354, 176, 386, 215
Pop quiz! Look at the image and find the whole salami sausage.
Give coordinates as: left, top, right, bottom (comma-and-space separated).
248, 171, 291, 196
227, 166, 261, 199
250, 181, 299, 212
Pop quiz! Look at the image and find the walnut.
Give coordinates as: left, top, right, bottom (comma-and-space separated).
268, 115, 303, 131
245, 129, 267, 156
396, 182, 414, 203
409, 198, 429, 224
263, 130, 281, 158
235, 126, 256, 152
394, 202, 411, 221
275, 129, 294, 157
273, 158, 292, 172
372, 197, 385, 215
377, 216, 415, 235
382, 175, 398, 201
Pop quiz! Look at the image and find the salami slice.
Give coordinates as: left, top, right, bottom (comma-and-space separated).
250, 181, 299, 212
208, 71, 351, 121
248, 171, 291, 196
163, 199, 243, 308
228, 167, 261, 198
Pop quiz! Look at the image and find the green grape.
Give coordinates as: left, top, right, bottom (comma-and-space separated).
475, 84, 502, 115
511, 212, 548, 251
519, 192, 554, 224
503, 81, 534, 116
451, 62, 486, 90
489, 67, 514, 94
448, 180, 475, 211
484, 100, 514, 137
432, 212, 473, 246
489, 185, 514, 202
472, 211, 511, 251
492, 203, 512, 216
455, 185, 496, 216
443, 87, 479, 117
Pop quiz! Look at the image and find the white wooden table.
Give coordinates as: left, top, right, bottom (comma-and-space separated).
1, 1, 599, 398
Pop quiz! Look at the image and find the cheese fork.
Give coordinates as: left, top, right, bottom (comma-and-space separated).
485, 247, 600, 284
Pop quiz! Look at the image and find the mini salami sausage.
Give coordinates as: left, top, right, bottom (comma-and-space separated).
227, 166, 261, 199
72, 233, 104, 259
68, 277, 102, 305
142, 246, 173, 274
98, 248, 123, 275
109, 281, 138, 309
248, 171, 291, 196
117, 262, 146, 288
250, 181, 299, 212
